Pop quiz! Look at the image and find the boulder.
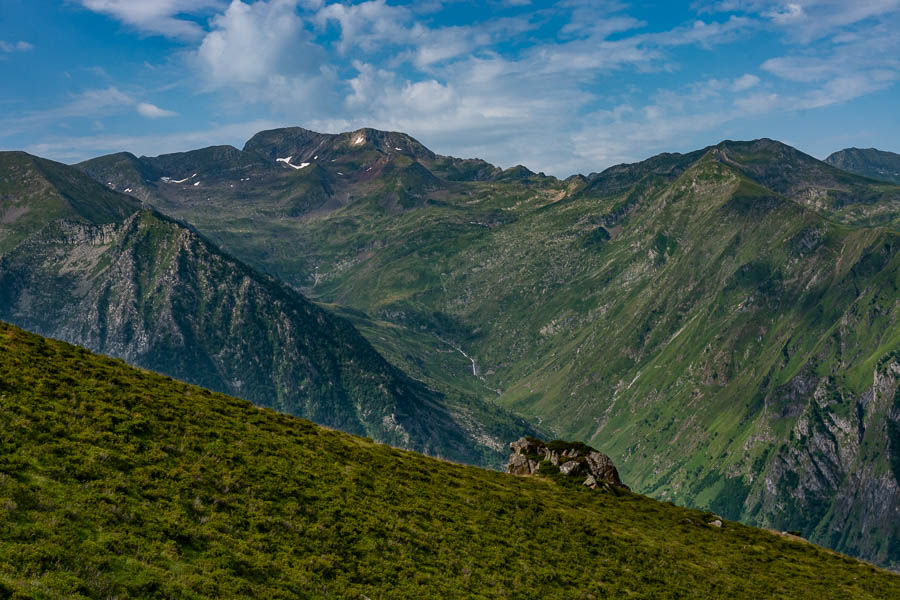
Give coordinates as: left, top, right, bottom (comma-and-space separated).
505, 437, 628, 490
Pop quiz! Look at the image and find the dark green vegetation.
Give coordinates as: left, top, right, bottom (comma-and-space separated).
2, 322, 899, 599
826, 148, 900, 184
78, 130, 900, 568
0, 150, 535, 466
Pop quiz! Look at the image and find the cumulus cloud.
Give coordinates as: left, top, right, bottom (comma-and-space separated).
137, 102, 178, 118
313, 0, 412, 53
195, 0, 336, 111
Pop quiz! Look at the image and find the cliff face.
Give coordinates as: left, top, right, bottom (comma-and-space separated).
744, 357, 900, 567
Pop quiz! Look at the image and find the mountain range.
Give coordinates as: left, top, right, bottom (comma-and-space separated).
0, 150, 535, 467
2, 127, 899, 569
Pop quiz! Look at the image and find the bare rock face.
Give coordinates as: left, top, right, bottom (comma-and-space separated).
506, 437, 628, 489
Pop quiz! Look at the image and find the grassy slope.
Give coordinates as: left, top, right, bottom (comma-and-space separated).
1, 321, 899, 599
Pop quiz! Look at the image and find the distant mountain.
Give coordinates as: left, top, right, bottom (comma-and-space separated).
77, 128, 900, 568
3, 320, 899, 598
0, 151, 536, 466
825, 147, 900, 184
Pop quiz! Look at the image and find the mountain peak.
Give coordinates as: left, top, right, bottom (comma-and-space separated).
243, 125, 436, 166
825, 147, 900, 184
1, 151, 140, 252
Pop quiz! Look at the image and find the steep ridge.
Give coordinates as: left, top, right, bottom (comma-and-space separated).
76, 129, 900, 567
826, 147, 900, 185
2, 321, 899, 598
0, 151, 535, 465
709, 139, 900, 227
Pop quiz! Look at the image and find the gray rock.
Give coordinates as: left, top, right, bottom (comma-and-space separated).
505, 437, 628, 489
559, 460, 583, 476
507, 452, 539, 475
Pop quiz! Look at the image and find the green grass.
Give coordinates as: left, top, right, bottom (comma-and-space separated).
1, 321, 899, 599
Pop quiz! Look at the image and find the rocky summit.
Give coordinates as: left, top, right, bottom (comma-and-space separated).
506, 437, 628, 490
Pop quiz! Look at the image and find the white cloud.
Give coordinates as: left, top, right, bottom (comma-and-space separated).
733, 91, 779, 113
195, 0, 336, 111
699, 0, 900, 43
313, 0, 412, 54
137, 102, 178, 118
78, 0, 223, 40
313, 1, 537, 70
0, 40, 34, 52
766, 3, 805, 25
732, 73, 760, 91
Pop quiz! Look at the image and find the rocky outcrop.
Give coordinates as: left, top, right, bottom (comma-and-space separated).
506, 437, 628, 489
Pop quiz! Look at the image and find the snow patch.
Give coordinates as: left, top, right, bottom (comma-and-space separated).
161, 173, 196, 184
394, 147, 403, 151
353, 135, 365, 145
276, 156, 310, 170
123, 188, 133, 193
193, 182, 200, 186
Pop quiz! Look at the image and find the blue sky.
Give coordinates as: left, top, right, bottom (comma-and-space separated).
1, 0, 898, 176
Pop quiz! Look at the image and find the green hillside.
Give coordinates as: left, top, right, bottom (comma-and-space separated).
1, 321, 898, 599
77, 131, 900, 567
0, 151, 140, 254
